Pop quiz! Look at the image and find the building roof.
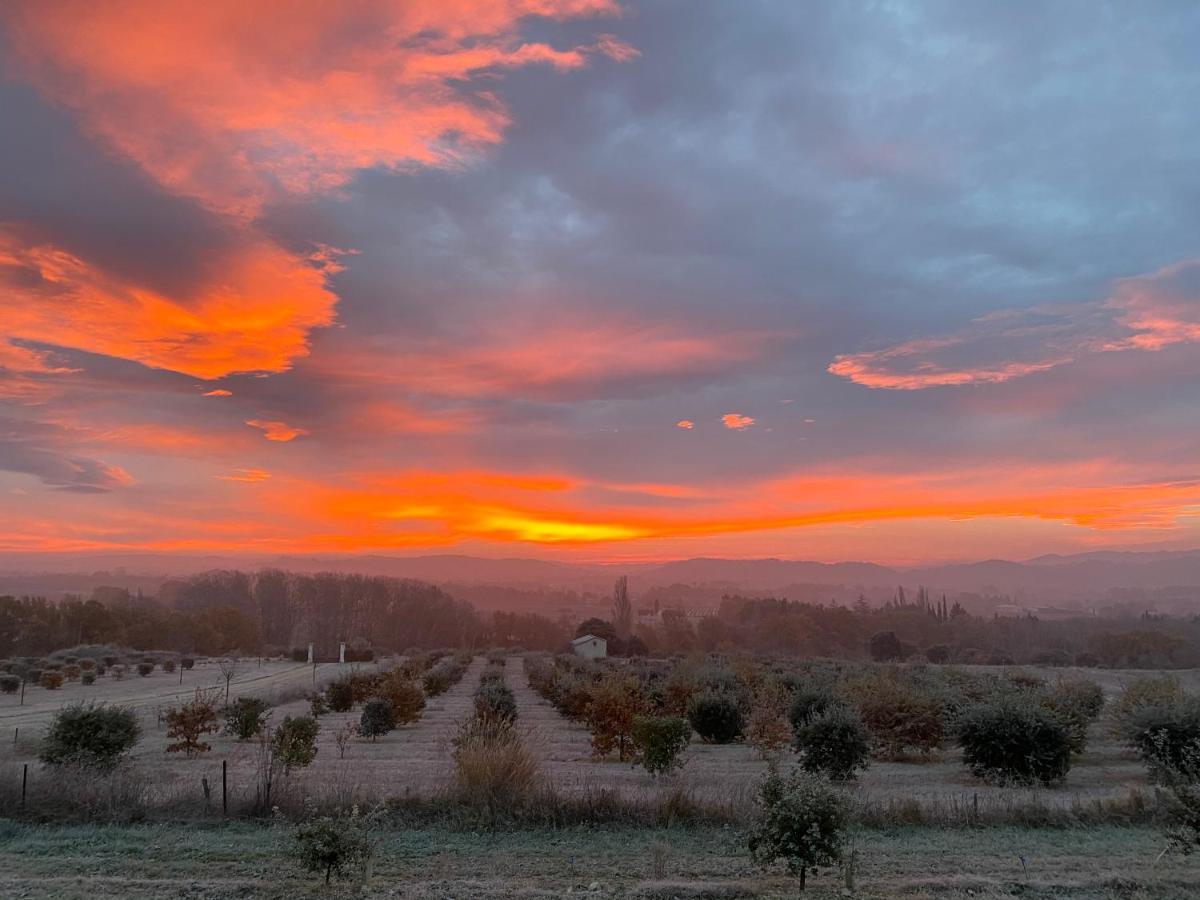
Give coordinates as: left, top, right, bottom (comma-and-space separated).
570, 633, 606, 646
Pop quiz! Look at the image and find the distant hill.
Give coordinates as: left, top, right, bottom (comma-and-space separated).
0, 548, 1197, 608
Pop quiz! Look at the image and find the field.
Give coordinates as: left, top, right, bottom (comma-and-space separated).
0, 820, 1193, 898
1, 654, 1198, 896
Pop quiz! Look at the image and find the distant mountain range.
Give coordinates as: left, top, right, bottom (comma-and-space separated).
1, 548, 1198, 605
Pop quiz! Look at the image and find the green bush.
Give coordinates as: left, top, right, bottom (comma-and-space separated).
794, 705, 872, 781
136, 662, 154, 677
0, 674, 19, 694
273, 716, 320, 772
1124, 696, 1200, 784
162, 659, 177, 674
957, 701, 1072, 786
293, 807, 378, 884
789, 688, 843, 732
1041, 678, 1104, 753
686, 690, 745, 744
631, 715, 692, 776
474, 680, 518, 724
359, 698, 395, 741
326, 680, 355, 712
81, 671, 97, 686
748, 769, 851, 891
40, 702, 140, 769
224, 697, 271, 740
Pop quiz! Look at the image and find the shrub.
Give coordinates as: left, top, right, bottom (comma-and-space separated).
1041, 678, 1104, 753
359, 698, 395, 741
273, 715, 320, 772
1111, 677, 1182, 738
957, 701, 1072, 786
102, 655, 119, 667
588, 675, 644, 761
293, 807, 378, 884
0, 674, 19, 694
794, 705, 872, 782
110, 665, 125, 680
748, 769, 851, 891
375, 673, 425, 725
181, 657, 195, 670
224, 697, 271, 740
1032, 649, 1073, 667
39, 702, 141, 770
162, 659, 177, 674
1124, 696, 1200, 784
326, 679, 355, 712
925, 644, 951, 665
63, 664, 81, 681
687, 690, 745, 744
746, 687, 793, 760
1165, 785, 1200, 857
137, 662, 154, 677
81, 671, 97, 686
26, 668, 43, 685
79, 659, 96, 671
852, 678, 943, 759
632, 715, 692, 776
39, 670, 64, 690
423, 654, 470, 697
788, 688, 842, 733
309, 692, 329, 717
869, 631, 903, 662
166, 689, 221, 756
451, 716, 540, 819
474, 680, 517, 725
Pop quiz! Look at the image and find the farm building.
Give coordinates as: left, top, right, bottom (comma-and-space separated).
571, 633, 607, 658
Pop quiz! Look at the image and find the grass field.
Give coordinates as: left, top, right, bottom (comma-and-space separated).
0, 819, 1192, 898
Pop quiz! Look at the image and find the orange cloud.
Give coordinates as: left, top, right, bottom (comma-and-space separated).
1, 226, 336, 379
830, 260, 1200, 390
676, 420, 695, 429
203, 389, 232, 397
3, 1, 631, 215
722, 413, 755, 430
245, 419, 308, 442
215, 468, 271, 483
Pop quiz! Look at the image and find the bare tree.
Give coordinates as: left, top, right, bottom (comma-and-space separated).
612, 576, 632, 641
218, 656, 240, 705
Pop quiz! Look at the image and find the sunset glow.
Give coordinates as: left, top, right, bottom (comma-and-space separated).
2, 2, 1199, 563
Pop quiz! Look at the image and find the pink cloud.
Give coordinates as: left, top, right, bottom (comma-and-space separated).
829, 260, 1200, 390
676, 420, 695, 430
203, 389, 233, 397
722, 413, 755, 430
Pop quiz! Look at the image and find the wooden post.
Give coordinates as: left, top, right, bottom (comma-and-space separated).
19, 679, 24, 706
21, 763, 27, 810
222, 759, 228, 815
13, 727, 17, 746
179, 665, 183, 686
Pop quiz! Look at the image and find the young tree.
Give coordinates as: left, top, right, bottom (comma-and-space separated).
375, 672, 425, 725
746, 685, 793, 760
166, 689, 221, 757
293, 807, 380, 885
218, 657, 240, 704
631, 715, 692, 776
359, 698, 395, 741
687, 690, 745, 744
224, 696, 271, 740
748, 769, 851, 891
273, 715, 320, 772
612, 575, 632, 642
587, 675, 644, 761
794, 706, 872, 782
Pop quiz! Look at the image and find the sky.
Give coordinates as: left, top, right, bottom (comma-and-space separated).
1, 0, 1198, 565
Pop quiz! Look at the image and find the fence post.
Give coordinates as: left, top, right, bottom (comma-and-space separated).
222, 759, 228, 816
19, 679, 24, 706
21, 763, 27, 810
13, 727, 17, 746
